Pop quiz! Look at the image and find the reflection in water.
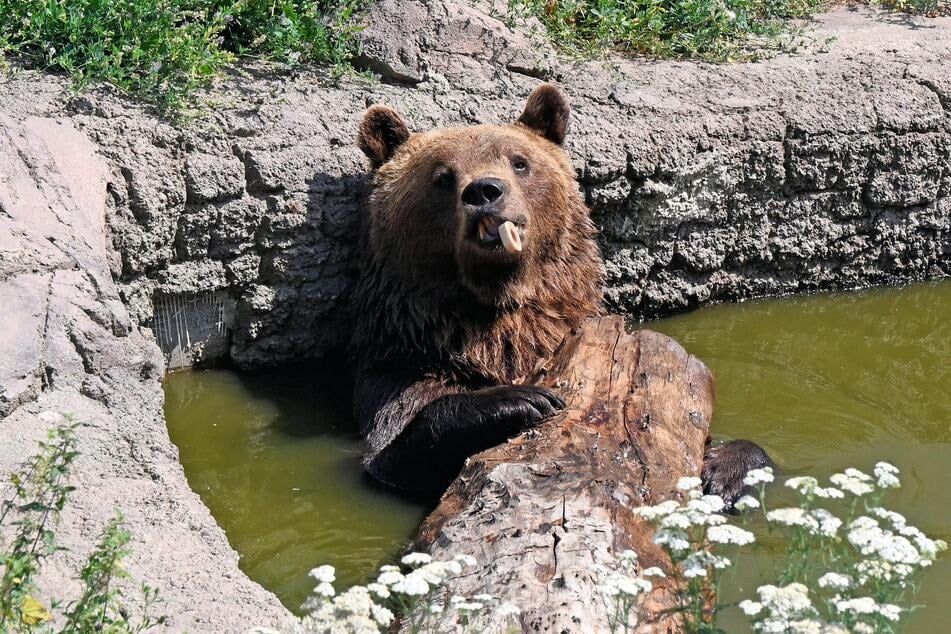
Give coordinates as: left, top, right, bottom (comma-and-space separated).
163, 366, 427, 614
649, 281, 950, 633
165, 281, 949, 629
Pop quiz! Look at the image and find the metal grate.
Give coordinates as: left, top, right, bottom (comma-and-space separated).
153, 291, 234, 370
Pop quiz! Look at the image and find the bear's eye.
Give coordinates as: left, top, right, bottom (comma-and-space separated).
432, 168, 455, 191
511, 156, 529, 174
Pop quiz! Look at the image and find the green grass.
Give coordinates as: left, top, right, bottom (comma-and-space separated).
507, 0, 831, 61
509, 0, 951, 62
0, 1, 366, 112
0, 0, 945, 111
872, 0, 949, 14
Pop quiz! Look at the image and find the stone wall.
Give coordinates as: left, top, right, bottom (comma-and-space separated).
55, 5, 949, 369
0, 115, 290, 630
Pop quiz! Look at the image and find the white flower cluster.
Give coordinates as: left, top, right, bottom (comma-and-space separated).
816, 572, 852, 591
381, 553, 472, 597
846, 513, 947, 586
766, 507, 841, 538
757, 462, 947, 632
780, 465, 899, 503
446, 593, 519, 618
258, 553, 522, 634
592, 550, 657, 632
735, 494, 760, 511
297, 585, 394, 634
784, 476, 843, 499
707, 524, 756, 546
741, 583, 849, 634
837, 516, 947, 626
829, 468, 875, 497
593, 550, 654, 597
743, 466, 775, 486
599, 570, 654, 597
833, 596, 901, 621
639, 483, 741, 555
873, 461, 900, 489
633, 476, 754, 582
681, 550, 731, 578
767, 464, 916, 542
676, 476, 703, 491
253, 462, 944, 634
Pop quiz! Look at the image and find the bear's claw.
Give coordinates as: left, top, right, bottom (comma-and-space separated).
471, 384, 566, 432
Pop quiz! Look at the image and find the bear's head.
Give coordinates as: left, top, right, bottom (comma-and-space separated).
357, 84, 601, 308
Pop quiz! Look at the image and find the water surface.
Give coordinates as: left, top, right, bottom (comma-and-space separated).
649, 281, 949, 632
163, 367, 427, 612
164, 281, 949, 627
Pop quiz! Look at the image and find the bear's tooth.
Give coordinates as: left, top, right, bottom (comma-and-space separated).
499, 221, 522, 253
477, 220, 487, 241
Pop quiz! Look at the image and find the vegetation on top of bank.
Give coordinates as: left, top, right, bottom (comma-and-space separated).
0, 414, 163, 633
0, 0, 946, 111
506, 0, 828, 61
872, 0, 949, 15
0, 1, 367, 112
505, 0, 948, 62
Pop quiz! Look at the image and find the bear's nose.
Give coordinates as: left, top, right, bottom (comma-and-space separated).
462, 178, 506, 207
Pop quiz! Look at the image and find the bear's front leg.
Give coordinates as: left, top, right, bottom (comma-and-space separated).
701, 438, 774, 511
368, 384, 565, 496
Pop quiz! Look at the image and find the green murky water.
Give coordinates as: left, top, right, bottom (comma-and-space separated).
163, 366, 427, 613
649, 281, 950, 632
164, 281, 949, 628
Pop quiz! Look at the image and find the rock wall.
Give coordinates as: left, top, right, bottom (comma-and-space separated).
18, 5, 943, 370
0, 3, 948, 630
0, 116, 291, 629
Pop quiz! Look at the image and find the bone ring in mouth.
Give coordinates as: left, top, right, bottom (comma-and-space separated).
498, 220, 522, 253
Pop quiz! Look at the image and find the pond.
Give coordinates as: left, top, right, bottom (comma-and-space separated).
164, 280, 949, 629
163, 365, 428, 612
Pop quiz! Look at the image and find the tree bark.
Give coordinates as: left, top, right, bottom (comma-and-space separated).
411, 316, 714, 633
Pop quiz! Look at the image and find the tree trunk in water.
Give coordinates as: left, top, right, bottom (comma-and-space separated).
411, 316, 714, 633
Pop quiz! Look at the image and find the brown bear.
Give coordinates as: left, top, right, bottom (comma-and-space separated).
350, 84, 770, 505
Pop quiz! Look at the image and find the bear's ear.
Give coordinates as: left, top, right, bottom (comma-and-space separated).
358, 105, 411, 168
517, 84, 570, 145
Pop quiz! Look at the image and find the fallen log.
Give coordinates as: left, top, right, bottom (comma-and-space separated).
411, 316, 714, 633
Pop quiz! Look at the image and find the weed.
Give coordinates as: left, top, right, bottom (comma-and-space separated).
872, 0, 949, 15
506, 0, 829, 62
0, 414, 163, 633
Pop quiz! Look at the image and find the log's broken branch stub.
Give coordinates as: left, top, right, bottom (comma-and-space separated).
413, 316, 714, 633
